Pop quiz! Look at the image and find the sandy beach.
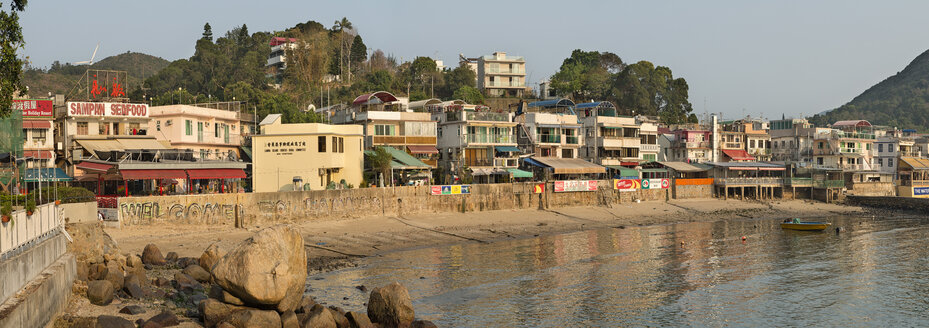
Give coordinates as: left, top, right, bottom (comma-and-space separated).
106, 199, 869, 270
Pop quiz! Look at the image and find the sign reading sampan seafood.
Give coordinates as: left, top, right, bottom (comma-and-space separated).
66, 102, 149, 118
431, 185, 471, 195
613, 179, 640, 192
554, 180, 598, 192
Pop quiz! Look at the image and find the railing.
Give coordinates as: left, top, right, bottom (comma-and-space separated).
97, 196, 118, 209
676, 141, 711, 149
839, 148, 865, 154
724, 143, 742, 149
483, 55, 524, 61
786, 177, 812, 187
565, 136, 579, 144
485, 68, 525, 74
715, 177, 784, 186
640, 144, 660, 152
486, 82, 524, 88
465, 159, 493, 167
464, 112, 510, 122
537, 135, 561, 143
813, 180, 845, 188
463, 134, 514, 144
494, 158, 518, 167
0, 203, 60, 261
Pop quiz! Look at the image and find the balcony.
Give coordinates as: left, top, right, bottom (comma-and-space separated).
640, 144, 660, 152
368, 135, 438, 147
485, 67, 525, 75
813, 180, 845, 188
465, 158, 494, 167
715, 177, 784, 186
565, 136, 579, 145
675, 141, 711, 149
464, 112, 510, 122
786, 177, 812, 187
723, 143, 742, 149
494, 158, 518, 167
486, 81, 525, 88
537, 134, 561, 144
463, 134, 515, 145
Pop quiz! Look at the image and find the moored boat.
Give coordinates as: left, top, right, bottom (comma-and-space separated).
780, 219, 831, 231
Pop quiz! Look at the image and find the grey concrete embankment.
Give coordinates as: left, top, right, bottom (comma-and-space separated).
846, 195, 929, 212
0, 233, 75, 328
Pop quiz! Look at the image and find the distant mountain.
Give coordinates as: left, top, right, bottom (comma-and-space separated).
22, 52, 170, 98
810, 49, 929, 130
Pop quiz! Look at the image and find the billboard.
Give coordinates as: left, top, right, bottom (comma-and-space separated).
613, 179, 640, 192
533, 183, 545, 194
914, 187, 929, 196
84, 69, 129, 101
642, 178, 670, 189
66, 102, 149, 118
554, 180, 598, 192
12, 99, 53, 118
431, 185, 471, 195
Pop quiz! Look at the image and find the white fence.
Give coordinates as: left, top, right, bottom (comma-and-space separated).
0, 203, 61, 261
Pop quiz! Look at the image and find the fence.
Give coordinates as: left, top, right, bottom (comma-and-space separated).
0, 203, 61, 261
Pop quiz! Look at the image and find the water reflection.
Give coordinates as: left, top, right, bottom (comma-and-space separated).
308, 215, 929, 327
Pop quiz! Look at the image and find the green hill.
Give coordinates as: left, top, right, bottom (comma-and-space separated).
810, 49, 929, 130
22, 52, 170, 98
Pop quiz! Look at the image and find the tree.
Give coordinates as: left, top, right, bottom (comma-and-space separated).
282, 30, 331, 104
202, 22, 213, 42
440, 64, 476, 98
453, 86, 484, 104
367, 147, 393, 187
550, 49, 621, 101
331, 17, 354, 81
0, 0, 28, 116
349, 35, 366, 68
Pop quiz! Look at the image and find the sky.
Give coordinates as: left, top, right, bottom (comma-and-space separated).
17, 0, 929, 120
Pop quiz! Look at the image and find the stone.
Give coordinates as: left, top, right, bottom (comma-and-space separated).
367, 282, 415, 328
144, 310, 180, 327
183, 264, 212, 283
208, 284, 245, 306
345, 311, 374, 328
216, 323, 235, 328
142, 244, 166, 265
128, 255, 144, 270
177, 257, 199, 269
76, 260, 89, 281
189, 292, 209, 305
199, 243, 225, 273
276, 285, 303, 313
96, 315, 135, 328
411, 320, 438, 328
280, 310, 299, 328
303, 305, 336, 328
296, 296, 317, 313
199, 298, 248, 328
124, 279, 145, 299
165, 251, 179, 262
154, 277, 171, 287
219, 308, 281, 328
211, 225, 307, 308
174, 272, 198, 286
119, 305, 146, 315
328, 307, 350, 328
87, 280, 115, 306
104, 271, 125, 290
89, 263, 108, 281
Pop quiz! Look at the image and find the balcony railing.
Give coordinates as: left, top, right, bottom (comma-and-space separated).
494, 158, 518, 167
715, 177, 784, 186
786, 177, 812, 187
486, 82, 524, 88
463, 134, 514, 144
676, 141, 711, 149
465, 112, 510, 122
537, 135, 561, 143
813, 180, 845, 188
640, 144, 660, 152
370, 135, 437, 146
485, 68, 525, 74
465, 159, 493, 167
565, 136, 579, 144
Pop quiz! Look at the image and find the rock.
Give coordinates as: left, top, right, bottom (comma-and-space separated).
276, 286, 303, 313
119, 305, 146, 315
280, 310, 299, 328
144, 310, 180, 327
128, 255, 144, 270
174, 272, 198, 286
177, 257, 199, 269
220, 308, 281, 328
328, 307, 350, 328
165, 251, 179, 262
303, 304, 336, 328
199, 298, 248, 328
124, 279, 145, 299
104, 271, 125, 290
211, 225, 307, 308
355, 285, 367, 292
296, 296, 316, 313
367, 282, 415, 328
89, 263, 108, 281
216, 323, 235, 328
96, 315, 135, 328
345, 311, 374, 328
87, 280, 115, 306
208, 284, 245, 306
190, 292, 209, 305
154, 277, 171, 287
76, 260, 89, 281
183, 264, 212, 283
200, 243, 225, 273
411, 320, 438, 328
141, 244, 166, 265
127, 270, 148, 287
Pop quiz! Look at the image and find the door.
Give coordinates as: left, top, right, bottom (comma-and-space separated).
197, 122, 204, 142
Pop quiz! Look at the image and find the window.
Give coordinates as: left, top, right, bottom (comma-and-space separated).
878, 144, 883, 152
817, 157, 823, 165
77, 122, 88, 135
33, 129, 46, 143
878, 158, 883, 166
750, 140, 756, 148
185, 120, 192, 136
889, 158, 893, 167
318, 136, 326, 152
215, 123, 221, 138
332, 137, 338, 152
866, 144, 870, 150
339, 137, 344, 153
818, 142, 824, 149
374, 125, 396, 136
128, 123, 140, 135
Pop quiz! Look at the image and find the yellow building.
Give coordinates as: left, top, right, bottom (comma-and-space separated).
252, 114, 364, 192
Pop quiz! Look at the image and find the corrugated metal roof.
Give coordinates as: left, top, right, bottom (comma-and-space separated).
525, 157, 605, 174
527, 98, 575, 108
658, 161, 708, 173
900, 157, 929, 170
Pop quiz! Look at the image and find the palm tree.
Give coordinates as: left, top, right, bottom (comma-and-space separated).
368, 147, 393, 187
332, 17, 353, 82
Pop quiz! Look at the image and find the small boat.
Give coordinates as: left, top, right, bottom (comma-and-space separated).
780, 219, 831, 231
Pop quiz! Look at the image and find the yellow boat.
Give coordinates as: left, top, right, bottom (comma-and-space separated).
780, 219, 831, 231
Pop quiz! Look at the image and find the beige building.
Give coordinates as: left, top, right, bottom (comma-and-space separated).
463, 52, 526, 97
149, 104, 242, 161
252, 114, 364, 192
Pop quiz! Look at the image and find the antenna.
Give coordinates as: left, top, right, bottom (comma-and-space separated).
72, 42, 100, 65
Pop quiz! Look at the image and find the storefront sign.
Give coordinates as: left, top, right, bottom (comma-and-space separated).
914, 187, 929, 196
66, 101, 149, 118
642, 178, 670, 189
85, 69, 129, 100
12, 99, 53, 117
263, 140, 308, 156
613, 179, 640, 192
533, 183, 545, 194
431, 185, 471, 195
554, 180, 598, 192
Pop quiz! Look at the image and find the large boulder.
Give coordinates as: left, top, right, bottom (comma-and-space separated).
367, 282, 415, 328
345, 312, 374, 328
199, 298, 248, 328
412, 320, 438, 328
123, 278, 145, 299
87, 280, 115, 306
144, 310, 180, 327
208, 284, 245, 306
328, 307, 350, 328
88, 263, 108, 281
183, 264, 212, 283
302, 304, 336, 328
96, 315, 135, 328
210, 225, 307, 308
200, 243, 225, 273
280, 310, 299, 328
220, 308, 281, 328
141, 244, 166, 265
104, 271, 125, 290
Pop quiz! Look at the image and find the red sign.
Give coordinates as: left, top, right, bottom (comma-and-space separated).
554, 180, 598, 192
613, 179, 641, 191
534, 183, 545, 194
66, 102, 148, 118
12, 99, 53, 117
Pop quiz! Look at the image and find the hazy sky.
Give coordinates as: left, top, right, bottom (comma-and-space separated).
18, 1, 929, 119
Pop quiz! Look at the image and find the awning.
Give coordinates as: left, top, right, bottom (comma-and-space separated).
381, 146, 430, 169
24, 168, 73, 182
76, 161, 114, 172
525, 157, 606, 174
76, 139, 124, 153
471, 168, 492, 176
507, 168, 533, 178
658, 161, 708, 173
187, 169, 247, 179
494, 146, 521, 152
23, 150, 53, 159
22, 121, 51, 129
900, 157, 929, 170
121, 169, 187, 180
406, 145, 439, 154
722, 149, 755, 161
606, 166, 639, 178
118, 138, 169, 150
640, 168, 668, 173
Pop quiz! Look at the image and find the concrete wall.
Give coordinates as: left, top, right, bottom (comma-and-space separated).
847, 182, 895, 196
847, 195, 929, 211
117, 181, 680, 227
0, 232, 67, 304
673, 185, 713, 199
0, 253, 75, 328
60, 202, 98, 224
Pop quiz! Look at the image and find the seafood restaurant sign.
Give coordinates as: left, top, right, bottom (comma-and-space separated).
66, 101, 149, 118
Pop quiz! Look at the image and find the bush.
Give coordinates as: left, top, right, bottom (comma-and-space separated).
29, 186, 95, 204
25, 199, 35, 214
1, 202, 11, 217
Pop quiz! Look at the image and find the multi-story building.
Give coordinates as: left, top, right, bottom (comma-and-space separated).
253, 114, 363, 192
718, 119, 770, 162
432, 103, 520, 181
14, 98, 71, 187
266, 37, 297, 85
666, 129, 713, 163
149, 104, 241, 161
769, 118, 825, 165
463, 52, 526, 97
331, 91, 437, 167
812, 120, 876, 171
577, 102, 659, 166
518, 112, 583, 159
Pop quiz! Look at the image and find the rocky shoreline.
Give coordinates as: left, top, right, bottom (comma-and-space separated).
56, 224, 435, 328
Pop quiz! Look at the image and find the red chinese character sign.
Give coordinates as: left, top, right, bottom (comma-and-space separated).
82, 69, 129, 101
11, 99, 53, 118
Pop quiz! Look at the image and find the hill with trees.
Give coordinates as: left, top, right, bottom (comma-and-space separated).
21, 52, 169, 98
810, 49, 929, 130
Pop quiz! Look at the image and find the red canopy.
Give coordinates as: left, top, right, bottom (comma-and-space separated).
186, 169, 247, 179
23, 150, 53, 159
352, 91, 398, 106
121, 169, 187, 180
22, 121, 51, 129
722, 149, 755, 161
407, 145, 438, 154
76, 162, 113, 172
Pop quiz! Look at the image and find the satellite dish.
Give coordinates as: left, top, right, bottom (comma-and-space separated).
72, 42, 101, 65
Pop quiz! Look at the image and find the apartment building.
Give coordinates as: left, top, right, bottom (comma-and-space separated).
577, 102, 658, 166
769, 118, 824, 165
14, 99, 55, 169
431, 103, 520, 180
812, 120, 876, 171
718, 119, 770, 162
149, 104, 242, 161
518, 112, 583, 159
665, 129, 713, 163
463, 52, 526, 97
266, 37, 297, 85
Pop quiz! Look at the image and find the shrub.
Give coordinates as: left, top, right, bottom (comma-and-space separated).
25, 199, 35, 214
1, 202, 11, 217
